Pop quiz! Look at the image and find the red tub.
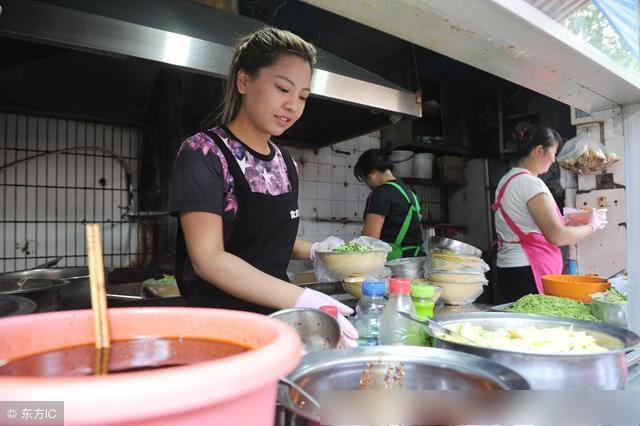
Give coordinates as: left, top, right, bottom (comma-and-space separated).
0, 307, 301, 425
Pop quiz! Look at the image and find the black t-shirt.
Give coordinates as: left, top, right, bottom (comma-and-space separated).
364, 180, 424, 248
167, 127, 295, 310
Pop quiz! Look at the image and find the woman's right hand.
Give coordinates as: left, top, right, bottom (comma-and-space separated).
294, 288, 359, 346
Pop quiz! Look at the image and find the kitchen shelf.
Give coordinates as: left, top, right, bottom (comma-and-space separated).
403, 177, 465, 187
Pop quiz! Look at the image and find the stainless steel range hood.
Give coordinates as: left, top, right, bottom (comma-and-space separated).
0, 0, 421, 145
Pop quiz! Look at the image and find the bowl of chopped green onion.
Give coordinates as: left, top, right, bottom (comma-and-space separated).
317, 242, 388, 277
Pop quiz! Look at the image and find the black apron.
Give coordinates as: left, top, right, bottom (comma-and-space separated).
176, 130, 300, 314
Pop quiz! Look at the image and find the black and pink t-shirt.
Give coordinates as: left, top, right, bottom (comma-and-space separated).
169, 126, 295, 219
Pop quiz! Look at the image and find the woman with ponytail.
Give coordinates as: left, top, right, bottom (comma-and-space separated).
168, 27, 357, 344
493, 123, 607, 303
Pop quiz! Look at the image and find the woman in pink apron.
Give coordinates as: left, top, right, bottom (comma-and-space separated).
493, 123, 607, 303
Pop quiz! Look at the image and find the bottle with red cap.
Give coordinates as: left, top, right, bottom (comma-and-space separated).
378, 278, 422, 346
319, 305, 338, 318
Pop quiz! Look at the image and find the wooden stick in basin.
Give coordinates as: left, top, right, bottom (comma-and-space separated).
86, 224, 111, 375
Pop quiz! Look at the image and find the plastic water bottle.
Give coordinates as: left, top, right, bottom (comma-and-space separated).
352, 280, 386, 346
379, 278, 422, 346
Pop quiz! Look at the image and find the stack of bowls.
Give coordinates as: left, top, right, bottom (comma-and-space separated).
426, 237, 487, 305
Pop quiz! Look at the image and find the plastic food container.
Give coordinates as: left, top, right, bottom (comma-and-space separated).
429, 253, 488, 273
427, 271, 488, 283
0, 308, 301, 426
565, 208, 607, 226
427, 281, 485, 305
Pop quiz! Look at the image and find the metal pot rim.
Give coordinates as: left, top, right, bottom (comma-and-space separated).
0, 278, 70, 295
278, 345, 529, 420
433, 312, 640, 357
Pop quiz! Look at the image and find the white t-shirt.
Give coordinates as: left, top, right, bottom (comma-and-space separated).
495, 168, 553, 268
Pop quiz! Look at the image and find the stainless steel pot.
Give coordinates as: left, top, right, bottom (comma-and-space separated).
385, 256, 426, 278
275, 345, 528, 425
0, 277, 69, 312
0, 267, 106, 310
432, 312, 640, 390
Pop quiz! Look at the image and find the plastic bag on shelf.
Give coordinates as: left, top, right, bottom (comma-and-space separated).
557, 133, 618, 175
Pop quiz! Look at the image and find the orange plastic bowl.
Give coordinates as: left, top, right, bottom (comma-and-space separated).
542, 275, 610, 303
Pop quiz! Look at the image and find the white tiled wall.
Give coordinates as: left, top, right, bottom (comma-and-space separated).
0, 112, 141, 272
287, 132, 381, 243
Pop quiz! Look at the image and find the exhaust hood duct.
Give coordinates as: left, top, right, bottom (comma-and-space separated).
0, 0, 421, 145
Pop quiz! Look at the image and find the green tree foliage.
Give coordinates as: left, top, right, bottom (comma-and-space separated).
564, 3, 640, 75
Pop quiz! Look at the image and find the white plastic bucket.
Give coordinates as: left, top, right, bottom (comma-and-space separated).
390, 150, 414, 178
413, 153, 434, 179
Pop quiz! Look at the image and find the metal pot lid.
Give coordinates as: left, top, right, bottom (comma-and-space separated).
0, 295, 37, 317
0, 278, 69, 295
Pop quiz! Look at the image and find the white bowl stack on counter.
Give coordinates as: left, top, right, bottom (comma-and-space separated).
425, 237, 489, 305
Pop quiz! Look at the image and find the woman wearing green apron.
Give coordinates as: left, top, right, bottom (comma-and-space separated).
354, 149, 426, 260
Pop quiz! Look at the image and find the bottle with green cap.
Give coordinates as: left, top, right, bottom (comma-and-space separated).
411, 284, 436, 319
411, 283, 437, 346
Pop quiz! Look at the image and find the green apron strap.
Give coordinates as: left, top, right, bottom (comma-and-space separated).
384, 181, 421, 250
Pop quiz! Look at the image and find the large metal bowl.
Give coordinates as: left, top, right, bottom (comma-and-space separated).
0, 277, 69, 312
428, 236, 482, 257
276, 345, 529, 424
432, 312, 640, 390
385, 256, 426, 278
0, 267, 104, 310
591, 297, 628, 328
269, 308, 341, 355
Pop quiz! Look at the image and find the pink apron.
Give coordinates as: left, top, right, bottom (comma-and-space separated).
492, 171, 563, 294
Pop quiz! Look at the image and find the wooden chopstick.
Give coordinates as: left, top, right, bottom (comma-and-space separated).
86, 224, 111, 375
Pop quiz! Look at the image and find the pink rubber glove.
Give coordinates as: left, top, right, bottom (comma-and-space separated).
295, 288, 358, 346
588, 210, 608, 232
